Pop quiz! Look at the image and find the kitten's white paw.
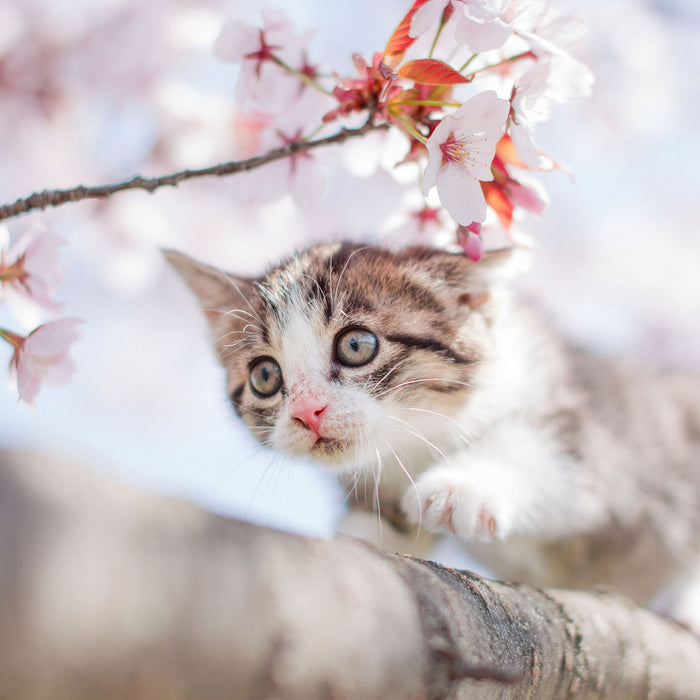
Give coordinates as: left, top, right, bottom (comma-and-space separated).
401, 469, 512, 541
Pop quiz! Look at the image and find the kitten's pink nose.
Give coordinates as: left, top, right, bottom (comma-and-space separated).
292, 402, 327, 437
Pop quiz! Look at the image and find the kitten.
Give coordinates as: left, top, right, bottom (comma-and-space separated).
165, 241, 700, 628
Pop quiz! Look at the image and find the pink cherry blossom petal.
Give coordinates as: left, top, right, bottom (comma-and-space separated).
13, 232, 65, 292
1, 229, 65, 312
507, 180, 546, 215
23, 317, 82, 355
16, 358, 42, 405
12, 318, 82, 404
460, 229, 485, 261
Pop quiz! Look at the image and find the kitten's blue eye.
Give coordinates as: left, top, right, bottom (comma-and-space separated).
335, 327, 378, 367
249, 357, 283, 397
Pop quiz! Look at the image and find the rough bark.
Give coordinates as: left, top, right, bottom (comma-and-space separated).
1, 449, 699, 699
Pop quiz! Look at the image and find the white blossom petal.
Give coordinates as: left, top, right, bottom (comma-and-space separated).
509, 121, 540, 169
453, 12, 511, 52
436, 164, 487, 225
410, 0, 451, 38
214, 19, 259, 63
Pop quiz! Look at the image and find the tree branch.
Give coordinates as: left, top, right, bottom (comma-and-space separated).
0, 112, 388, 223
2, 448, 699, 699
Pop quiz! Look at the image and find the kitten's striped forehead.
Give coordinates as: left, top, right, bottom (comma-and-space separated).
255, 242, 450, 325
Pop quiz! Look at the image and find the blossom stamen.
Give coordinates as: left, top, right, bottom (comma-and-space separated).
440, 134, 469, 166
244, 30, 282, 78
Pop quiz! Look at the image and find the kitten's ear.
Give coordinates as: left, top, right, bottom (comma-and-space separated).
447, 247, 525, 311
163, 249, 257, 339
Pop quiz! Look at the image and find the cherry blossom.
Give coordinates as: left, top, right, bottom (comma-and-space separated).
411, 0, 585, 57
413, 205, 444, 232
228, 124, 327, 208
3, 318, 82, 404
509, 61, 552, 168
215, 9, 316, 114
0, 227, 64, 312
422, 90, 509, 226
411, 0, 513, 53
510, 55, 593, 168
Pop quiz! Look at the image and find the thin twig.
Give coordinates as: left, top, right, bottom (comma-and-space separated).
0, 111, 388, 223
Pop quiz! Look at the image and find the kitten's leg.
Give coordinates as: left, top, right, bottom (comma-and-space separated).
401, 422, 604, 541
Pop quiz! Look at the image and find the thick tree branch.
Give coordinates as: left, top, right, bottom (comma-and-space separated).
2, 449, 699, 699
0, 112, 388, 223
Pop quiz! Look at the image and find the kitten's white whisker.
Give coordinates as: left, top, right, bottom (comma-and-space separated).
224, 307, 258, 320
203, 308, 264, 342
380, 436, 424, 544
368, 357, 413, 392
220, 336, 249, 348
374, 446, 383, 543
301, 273, 329, 308
327, 252, 336, 317
219, 335, 256, 352
221, 272, 266, 327
332, 246, 369, 307
229, 400, 274, 422
221, 309, 262, 329
244, 452, 284, 522
375, 376, 475, 399
351, 425, 372, 508
397, 406, 475, 446
386, 414, 449, 460
343, 468, 363, 506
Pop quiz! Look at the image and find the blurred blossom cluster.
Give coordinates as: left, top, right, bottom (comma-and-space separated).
0, 0, 237, 405
0, 227, 81, 403
214, 0, 592, 258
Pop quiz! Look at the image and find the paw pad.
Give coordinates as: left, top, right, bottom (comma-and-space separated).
477, 504, 498, 538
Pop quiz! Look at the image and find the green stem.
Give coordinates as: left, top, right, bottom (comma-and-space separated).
303, 123, 327, 141
272, 56, 333, 97
0, 266, 20, 283
0, 327, 22, 349
395, 116, 428, 145
464, 51, 533, 78
458, 54, 477, 73
428, 21, 445, 59
396, 99, 461, 108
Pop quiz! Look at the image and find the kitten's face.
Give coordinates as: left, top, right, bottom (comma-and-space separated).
166, 243, 499, 473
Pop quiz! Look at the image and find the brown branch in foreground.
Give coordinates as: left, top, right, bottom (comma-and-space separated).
0, 112, 388, 223
2, 448, 700, 699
